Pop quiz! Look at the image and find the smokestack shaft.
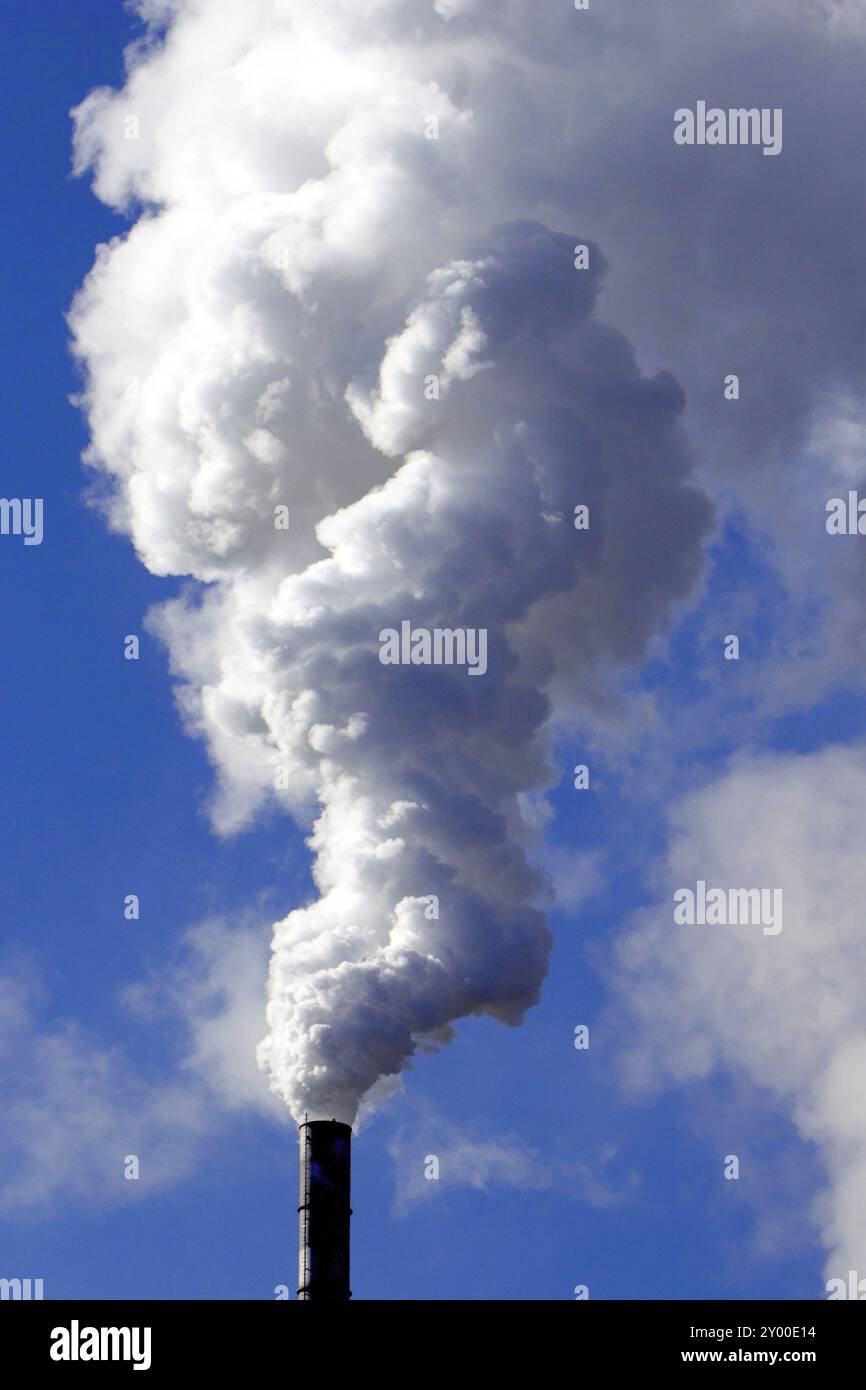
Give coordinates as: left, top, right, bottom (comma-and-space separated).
298, 1120, 352, 1301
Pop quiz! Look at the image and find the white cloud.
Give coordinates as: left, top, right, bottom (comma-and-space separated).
386, 1104, 632, 1217
0, 921, 282, 1215
0, 967, 205, 1212
614, 744, 866, 1282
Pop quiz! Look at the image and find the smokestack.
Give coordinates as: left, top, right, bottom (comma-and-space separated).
298, 1119, 352, 1301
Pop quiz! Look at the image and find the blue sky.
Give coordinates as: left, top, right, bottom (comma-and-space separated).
2, 0, 863, 1300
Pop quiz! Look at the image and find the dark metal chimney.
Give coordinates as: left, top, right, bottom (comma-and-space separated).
298, 1119, 352, 1301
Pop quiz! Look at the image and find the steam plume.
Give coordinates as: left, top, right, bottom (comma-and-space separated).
70, 0, 709, 1123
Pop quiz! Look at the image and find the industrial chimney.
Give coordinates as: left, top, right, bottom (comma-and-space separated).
297, 1119, 352, 1301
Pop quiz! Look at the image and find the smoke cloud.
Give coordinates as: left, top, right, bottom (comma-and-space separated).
69, 0, 710, 1123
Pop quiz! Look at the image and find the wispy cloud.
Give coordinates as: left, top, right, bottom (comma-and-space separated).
0, 920, 281, 1216
386, 1103, 635, 1218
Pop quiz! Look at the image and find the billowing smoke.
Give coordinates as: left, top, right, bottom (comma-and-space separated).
69, 0, 710, 1123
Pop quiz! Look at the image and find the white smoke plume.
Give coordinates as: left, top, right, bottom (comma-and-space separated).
69, 0, 711, 1124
